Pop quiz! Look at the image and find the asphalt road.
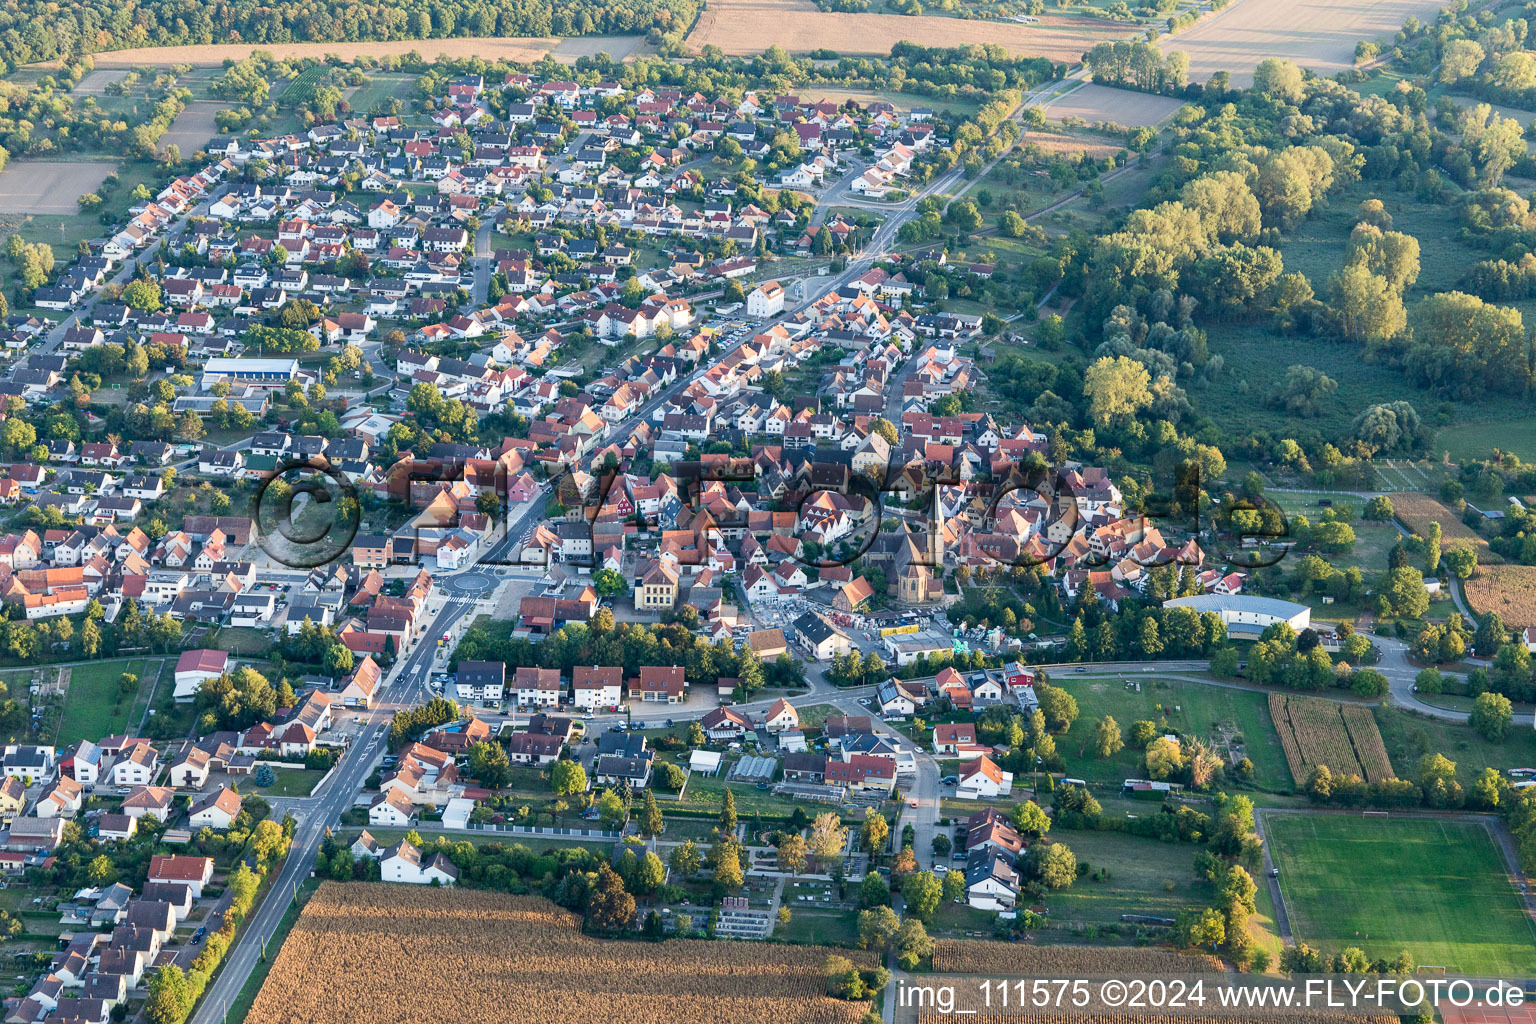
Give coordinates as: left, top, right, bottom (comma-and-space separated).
187, 591, 483, 1024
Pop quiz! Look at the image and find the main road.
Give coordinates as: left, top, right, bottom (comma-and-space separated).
188, 589, 483, 1024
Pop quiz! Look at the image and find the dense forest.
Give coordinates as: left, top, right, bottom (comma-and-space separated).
0, 0, 700, 71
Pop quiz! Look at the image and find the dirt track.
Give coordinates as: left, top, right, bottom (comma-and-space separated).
1171, 0, 1449, 84
35, 34, 649, 68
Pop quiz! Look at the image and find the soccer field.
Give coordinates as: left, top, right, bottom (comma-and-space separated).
1267, 814, 1536, 975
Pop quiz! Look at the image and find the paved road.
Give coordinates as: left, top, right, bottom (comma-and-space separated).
187, 590, 485, 1024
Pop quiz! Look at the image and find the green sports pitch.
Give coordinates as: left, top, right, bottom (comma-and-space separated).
1267, 814, 1536, 975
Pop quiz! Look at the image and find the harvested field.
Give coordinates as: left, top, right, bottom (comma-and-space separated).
157, 100, 223, 156
1391, 492, 1500, 564
930, 940, 1222, 975
1018, 129, 1126, 158
1041, 83, 1185, 126
0, 161, 116, 215
686, 0, 1128, 59
1269, 693, 1393, 786
1172, 0, 1449, 85
245, 883, 874, 1024
73, 69, 128, 94
34, 35, 648, 69
1464, 564, 1536, 630
918, 1016, 1397, 1023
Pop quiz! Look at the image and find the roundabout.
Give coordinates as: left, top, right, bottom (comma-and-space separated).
444, 571, 496, 596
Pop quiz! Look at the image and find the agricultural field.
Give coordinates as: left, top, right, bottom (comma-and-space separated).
931, 940, 1222, 973
1269, 693, 1392, 787
0, 161, 117, 215
1391, 493, 1500, 564
685, 0, 1129, 60
1039, 84, 1185, 127
245, 884, 875, 1024
1056, 675, 1291, 792
1172, 0, 1448, 85
1463, 564, 1536, 630
346, 73, 418, 114
917, 1016, 1397, 1023
1266, 813, 1536, 975
156, 100, 224, 156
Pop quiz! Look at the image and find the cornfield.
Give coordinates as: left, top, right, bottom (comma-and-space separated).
1269, 694, 1393, 786
930, 941, 1223, 975
1338, 705, 1393, 782
1390, 493, 1499, 563
917, 1015, 1398, 1023
245, 883, 874, 1024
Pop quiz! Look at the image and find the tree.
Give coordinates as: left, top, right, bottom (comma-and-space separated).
636, 850, 667, 894
639, 790, 664, 837
1083, 355, 1152, 426
550, 759, 587, 796
902, 870, 943, 923
1090, 715, 1124, 758
86, 854, 118, 888
942, 868, 966, 903
1036, 685, 1078, 733
144, 964, 194, 1024
895, 918, 933, 970
1471, 691, 1514, 741
1177, 907, 1227, 949
1272, 364, 1338, 418
1330, 262, 1405, 351
1253, 58, 1304, 102
858, 870, 890, 908
860, 808, 889, 854
778, 832, 808, 875
592, 568, 628, 598
122, 278, 163, 312
1027, 842, 1077, 889
1379, 566, 1430, 619
1008, 800, 1051, 838
1442, 545, 1478, 580
587, 863, 636, 931
669, 840, 702, 878
807, 812, 850, 861
719, 788, 738, 834
856, 905, 901, 952
711, 837, 744, 888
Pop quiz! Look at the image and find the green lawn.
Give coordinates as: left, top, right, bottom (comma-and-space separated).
56, 658, 159, 746
1053, 674, 1292, 793
1267, 814, 1536, 975
252, 768, 326, 797
1374, 705, 1536, 785
774, 907, 861, 946
1044, 829, 1210, 927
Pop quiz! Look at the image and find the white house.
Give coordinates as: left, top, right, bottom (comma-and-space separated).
762, 698, 799, 734
964, 849, 1019, 911
187, 787, 242, 830
369, 789, 416, 827
111, 744, 159, 788
572, 666, 624, 712
746, 280, 785, 318
174, 649, 229, 702
956, 754, 1013, 799
381, 840, 459, 885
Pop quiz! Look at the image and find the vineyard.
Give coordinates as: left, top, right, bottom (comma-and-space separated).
280, 65, 332, 107
244, 883, 874, 1024
1269, 694, 1393, 786
930, 941, 1222, 975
